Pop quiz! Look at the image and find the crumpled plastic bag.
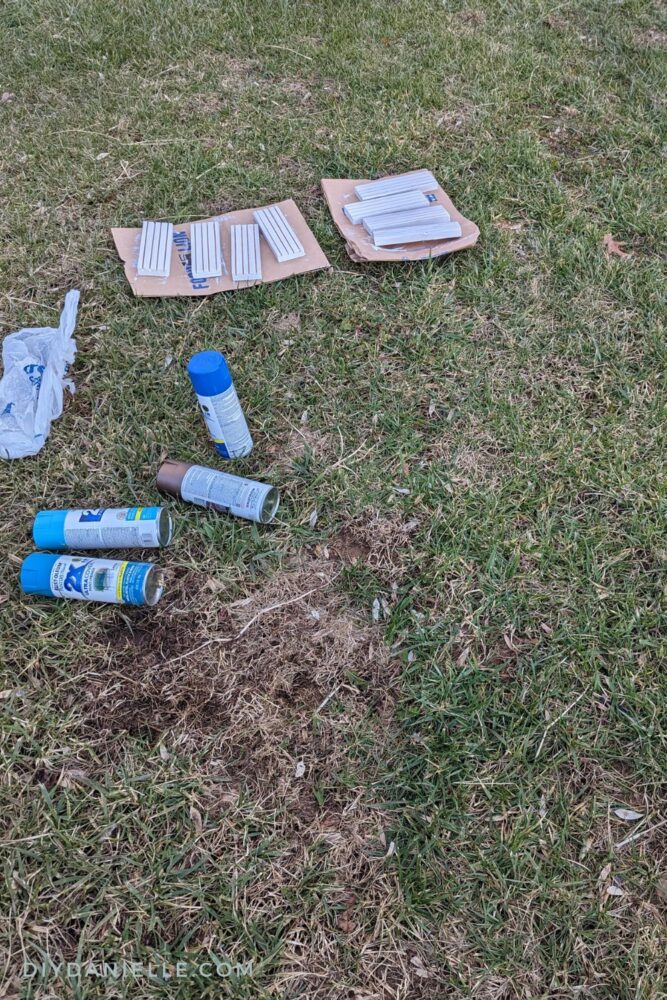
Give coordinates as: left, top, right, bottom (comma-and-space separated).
0, 290, 80, 460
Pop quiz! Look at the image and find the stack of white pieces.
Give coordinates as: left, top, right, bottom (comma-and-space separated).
363, 204, 450, 236
344, 170, 462, 246
343, 190, 430, 226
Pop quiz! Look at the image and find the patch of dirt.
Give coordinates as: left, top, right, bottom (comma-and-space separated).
46, 540, 430, 996
276, 154, 313, 180
455, 9, 487, 29
328, 525, 371, 564
325, 511, 419, 584
450, 630, 538, 675
177, 69, 318, 118
638, 29, 667, 47
424, 431, 505, 487
544, 124, 597, 160
265, 425, 335, 471
204, 55, 260, 91
274, 311, 301, 333
276, 79, 313, 103
496, 218, 526, 232
178, 92, 225, 118
79, 555, 398, 791
543, 13, 569, 30
434, 109, 469, 130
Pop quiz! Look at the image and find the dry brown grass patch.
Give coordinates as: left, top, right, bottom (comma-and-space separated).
326, 511, 419, 585
67, 554, 398, 797
637, 29, 667, 47
264, 424, 336, 473
424, 431, 505, 487
44, 555, 439, 997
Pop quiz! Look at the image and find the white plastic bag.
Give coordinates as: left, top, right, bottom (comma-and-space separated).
0, 290, 80, 460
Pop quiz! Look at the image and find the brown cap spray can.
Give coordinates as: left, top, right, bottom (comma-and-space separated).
157, 460, 279, 524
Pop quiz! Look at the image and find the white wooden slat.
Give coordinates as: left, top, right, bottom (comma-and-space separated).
343, 190, 430, 225
372, 221, 462, 246
230, 224, 262, 282
253, 204, 305, 263
191, 220, 224, 279
137, 221, 173, 277
354, 169, 438, 201
363, 204, 450, 236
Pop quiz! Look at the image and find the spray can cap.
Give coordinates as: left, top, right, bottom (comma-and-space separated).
33, 510, 68, 549
187, 351, 232, 397
20, 553, 59, 597
157, 459, 193, 499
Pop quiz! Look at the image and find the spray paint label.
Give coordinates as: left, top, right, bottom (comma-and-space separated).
180, 465, 276, 523
196, 385, 253, 458
48, 556, 158, 605
59, 507, 170, 549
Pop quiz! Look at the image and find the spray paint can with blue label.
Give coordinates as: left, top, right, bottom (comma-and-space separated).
32, 507, 173, 550
187, 350, 253, 459
20, 554, 164, 606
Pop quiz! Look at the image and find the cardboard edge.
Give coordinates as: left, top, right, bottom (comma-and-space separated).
111, 227, 140, 297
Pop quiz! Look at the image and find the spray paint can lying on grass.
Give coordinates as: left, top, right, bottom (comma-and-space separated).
20, 554, 164, 606
32, 506, 173, 550
187, 350, 253, 459
157, 459, 279, 524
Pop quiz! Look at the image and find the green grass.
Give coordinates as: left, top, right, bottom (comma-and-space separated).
1, 0, 666, 996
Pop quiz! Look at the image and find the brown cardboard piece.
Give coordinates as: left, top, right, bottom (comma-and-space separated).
321, 178, 479, 263
111, 199, 330, 297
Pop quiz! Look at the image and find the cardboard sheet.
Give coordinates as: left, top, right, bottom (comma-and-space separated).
321, 178, 479, 263
112, 200, 329, 297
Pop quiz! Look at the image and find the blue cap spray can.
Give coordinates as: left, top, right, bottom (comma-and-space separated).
32, 507, 173, 550
20, 554, 164, 606
187, 350, 253, 459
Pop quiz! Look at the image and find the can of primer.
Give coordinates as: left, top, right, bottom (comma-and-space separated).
20, 554, 164, 606
157, 459, 279, 524
187, 350, 253, 459
32, 507, 173, 550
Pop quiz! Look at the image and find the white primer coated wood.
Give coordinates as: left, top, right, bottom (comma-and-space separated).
137, 221, 173, 277
354, 169, 438, 201
190, 220, 224, 279
343, 190, 430, 225
372, 221, 462, 246
253, 204, 305, 263
364, 204, 450, 236
231, 224, 262, 282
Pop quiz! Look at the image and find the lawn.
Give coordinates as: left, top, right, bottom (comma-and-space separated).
1, 0, 665, 996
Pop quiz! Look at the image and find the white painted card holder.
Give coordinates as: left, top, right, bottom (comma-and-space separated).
190, 220, 224, 279
253, 204, 305, 263
137, 221, 173, 277
372, 221, 462, 247
354, 169, 438, 201
343, 190, 430, 225
230, 224, 262, 282
363, 204, 450, 236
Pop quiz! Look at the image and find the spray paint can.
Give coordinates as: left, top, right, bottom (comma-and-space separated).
157, 459, 279, 524
32, 507, 173, 550
187, 350, 253, 459
20, 553, 164, 606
